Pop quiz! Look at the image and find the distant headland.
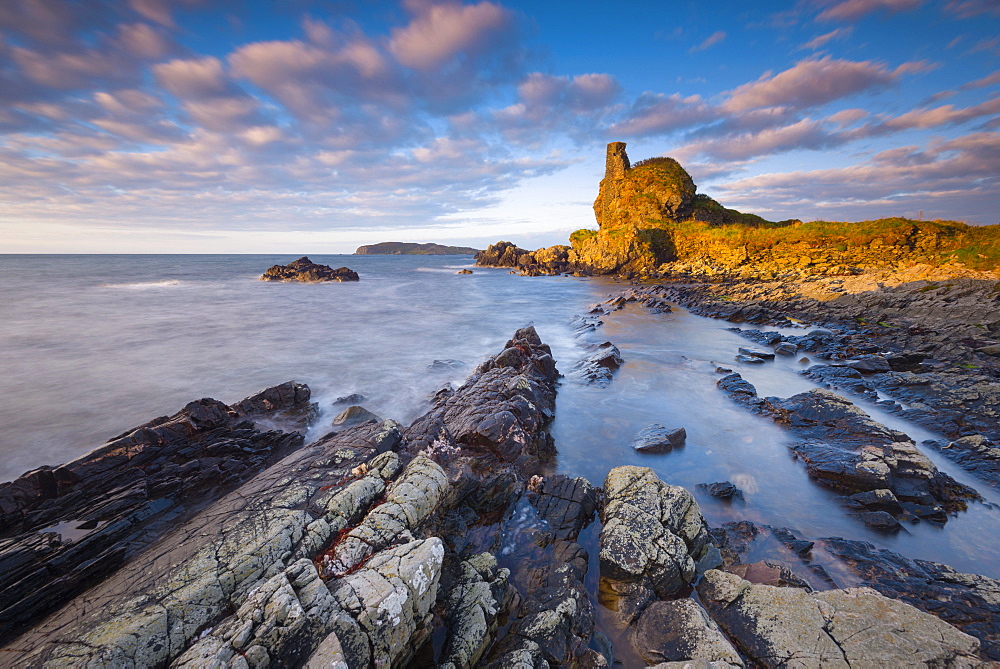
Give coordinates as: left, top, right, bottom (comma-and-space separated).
355, 242, 480, 255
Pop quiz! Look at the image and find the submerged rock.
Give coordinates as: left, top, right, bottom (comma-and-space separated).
260, 256, 359, 282
632, 424, 687, 453
575, 341, 624, 386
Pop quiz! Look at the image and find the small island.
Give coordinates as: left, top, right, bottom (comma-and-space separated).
259, 256, 359, 282
354, 242, 480, 255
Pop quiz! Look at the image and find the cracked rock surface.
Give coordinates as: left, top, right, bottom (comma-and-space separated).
698, 568, 984, 668
599, 466, 712, 625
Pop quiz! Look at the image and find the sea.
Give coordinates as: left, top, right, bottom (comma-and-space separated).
2, 254, 999, 584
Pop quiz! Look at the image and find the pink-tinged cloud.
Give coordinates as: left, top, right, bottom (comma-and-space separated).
389, 1, 512, 70
0, 0, 81, 46
116, 23, 173, 59
802, 27, 853, 50
517, 73, 620, 112
11, 45, 122, 89
690, 31, 727, 53
879, 97, 1000, 130
128, 0, 175, 27
945, 0, 1000, 18
722, 56, 913, 112
817, 0, 923, 22
674, 118, 840, 162
153, 57, 228, 99
962, 70, 1000, 88
714, 131, 1000, 223
94, 89, 163, 116
610, 93, 715, 137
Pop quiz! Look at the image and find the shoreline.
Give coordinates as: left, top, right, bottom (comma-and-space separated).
1, 271, 999, 665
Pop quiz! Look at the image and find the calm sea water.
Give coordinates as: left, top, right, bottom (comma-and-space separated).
2, 254, 998, 582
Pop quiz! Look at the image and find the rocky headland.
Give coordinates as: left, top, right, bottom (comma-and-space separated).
261, 256, 360, 282
355, 242, 480, 255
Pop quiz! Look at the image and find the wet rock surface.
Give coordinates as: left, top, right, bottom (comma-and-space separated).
575, 341, 624, 386
712, 520, 1000, 661
632, 599, 742, 667
260, 256, 360, 282
0, 381, 313, 643
632, 424, 687, 454
716, 374, 978, 523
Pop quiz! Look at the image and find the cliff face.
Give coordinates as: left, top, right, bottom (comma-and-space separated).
567, 142, 1000, 279
570, 143, 696, 276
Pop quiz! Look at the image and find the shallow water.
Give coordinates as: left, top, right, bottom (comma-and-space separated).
2, 254, 998, 583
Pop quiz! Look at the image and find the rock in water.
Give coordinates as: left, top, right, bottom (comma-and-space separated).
632, 424, 687, 453
260, 256, 359, 282
331, 404, 382, 428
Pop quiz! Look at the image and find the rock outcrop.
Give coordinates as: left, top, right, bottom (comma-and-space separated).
698, 569, 984, 667
260, 256, 360, 282
0, 381, 313, 643
599, 466, 713, 625
716, 374, 978, 525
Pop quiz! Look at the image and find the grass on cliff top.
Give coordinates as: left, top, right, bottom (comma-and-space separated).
672, 216, 1000, 269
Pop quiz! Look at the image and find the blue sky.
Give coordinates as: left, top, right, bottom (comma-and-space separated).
1, 0, 997, 252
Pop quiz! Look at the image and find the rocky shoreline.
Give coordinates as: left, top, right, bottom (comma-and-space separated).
3, 270, 1000, 666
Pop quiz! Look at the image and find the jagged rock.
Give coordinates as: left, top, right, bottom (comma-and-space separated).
735, 354, 765, 364
0, 383, 312, 642
697, 481, 744, 501
845, 354, 891, 373
774, 341, 798, 355
474, 241, 530, 268
575, 342, 623, 386
632, 599, 743, 667
333, 392, 366, 406
327, 538, 444, 668
599, 466, 712, 625
405, 326, 558, 464
259, 256, 359, 282
632, 424, 687, 453
527, 474, 600, 541
716, 378, 978, 522
738, 347, 774, 360
922, 435, 1000, 487
698, 569, 983, 668
321, 454, 446, 577
331, 404, 382, 428
439, 553, 511, 669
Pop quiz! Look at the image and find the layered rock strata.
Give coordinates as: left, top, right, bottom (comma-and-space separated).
0, 381, 313, 643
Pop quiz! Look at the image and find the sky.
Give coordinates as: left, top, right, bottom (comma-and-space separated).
1, 0, 998, 253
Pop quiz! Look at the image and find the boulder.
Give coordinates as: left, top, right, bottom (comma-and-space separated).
738, 347, 775, 360
474, 241, 530, 268
632, 599, 742, 667
575, 342, 624, 386
527, 474, 600, 541
260, 256, 359, 282
697, 481, 744, 501
632, 424, 687, 453
599, 466, 712, 624
698, 569, 983, 668
332, 404, 382, 428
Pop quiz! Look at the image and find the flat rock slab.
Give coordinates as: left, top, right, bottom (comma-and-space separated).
698, 569, 983, 668
632, 424, 687, 454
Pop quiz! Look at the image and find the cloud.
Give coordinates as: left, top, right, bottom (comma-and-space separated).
388, 1, 513, 70
609, 93, 715, 137
722, 56, 915, 112
944, 0, 1000, 18
154, 57, 228, 98
713, 131, 1000, 223
689, 31, 727, 53
817, 0, 923, 22
961, 70, 1000, 89
802, 27, 853, 50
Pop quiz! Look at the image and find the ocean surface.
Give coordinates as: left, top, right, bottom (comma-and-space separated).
3, 254, 999, 584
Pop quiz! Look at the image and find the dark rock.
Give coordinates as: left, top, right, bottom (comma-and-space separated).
734, 354, 765, 364
774, 341, 798, 356
474, 241, 530, 268
457, 269, 474, 274
845, 354, 891, 373
631, 424, 686, 454
527, 474, 600, 541
738, 347, 775, 360
575, 342, 623, 386
259, 256, 359, 282
331, 405, 382, 429
725, 560, 811, 589
922, 435, 1000, 487
333, 393, 366, 406
855, 510, 902, 531
697, 481, 744, 501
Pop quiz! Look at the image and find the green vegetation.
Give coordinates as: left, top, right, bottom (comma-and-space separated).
569, 229, 598, 245
355, 242, 480, 255
689, 193, 781, 228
